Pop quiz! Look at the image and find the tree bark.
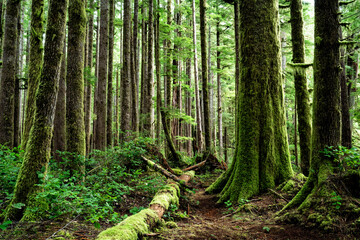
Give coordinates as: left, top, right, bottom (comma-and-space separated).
234, 1, 240, 141
66, 0, 86, 174
290, 0, 311, 176
216, 22, 223, 159
155, 0, 161, 144
85, 0, 94, 155
131, 0, 139, 133
192, 0, 203, 152
94, 0, 108, 150
22, 0, 44, 151
3, 0, 68, 221
120, 0, 132, 140
200, 0, 211, 152
207, 0, 292, 202
0, 0, 21, 147
106, 0, 114, 146
52, 42, 67, 162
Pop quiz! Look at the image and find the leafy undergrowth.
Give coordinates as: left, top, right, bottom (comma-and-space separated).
1, 143, 360, 239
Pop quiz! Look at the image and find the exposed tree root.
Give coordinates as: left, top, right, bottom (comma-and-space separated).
96, 171, 194, 240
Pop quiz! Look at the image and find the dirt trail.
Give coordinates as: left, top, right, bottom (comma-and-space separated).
150, 187, 350, 240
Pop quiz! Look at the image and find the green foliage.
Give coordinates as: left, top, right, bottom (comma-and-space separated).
0, 145, 23, 207
321, 146, 360, 172
0, 220, 12, 230
330, 191, 342, 210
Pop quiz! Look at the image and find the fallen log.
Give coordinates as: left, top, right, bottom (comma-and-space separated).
142, 156, 193, 190
182, 160, 207, 172
96, 171, 195, 240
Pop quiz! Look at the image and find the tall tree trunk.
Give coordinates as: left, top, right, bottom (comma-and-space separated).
66, 0, 86, 174
192, 0, 203, 152
114, 70, 119, 145
216, 22, 223, 159
13, 4, 22, 147
340, 32, 351, 148
0, 0, 21, 147
208, 25, 215, 147
140, 0, 154, 136
199, 0, 211, 152
207, 0, 292, 202
281, 0, 343, 221
234, 1, 240, 141
107, 0, 114, 146
0, 0, 3, 58
94, 0, 108, 150
53, 43, 67, 162
171, 0, 181, 148
155, 0, 161, 144
140, 3, 148, 133
290, 0, 311, 175
3, 0, 68, 221
120, 0, 131, 140
85, 0, 94, 155
22, 0, 44, 150
131, 0, 139, 132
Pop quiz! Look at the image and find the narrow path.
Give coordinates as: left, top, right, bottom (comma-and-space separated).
150, 187, 346, 240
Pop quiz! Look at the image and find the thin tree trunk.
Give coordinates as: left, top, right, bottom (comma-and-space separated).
200, 0, 211, 152
53, 43, 67, 162
290, 0, 311, 175
131, 0, 139, 132
234, 1, 240, 141
114, 70, 119, 145
155, 0, 161, 143
192, 0, 203, 152
22, 0, 44, 150
185, 55, 192, 156
216, 22, 223, 159
141, 0, 154, 136
107, 0, 114, 146
294, 97, 298, 166
0, 0, 21, 147
85, 0, 94, 155
120, 0, 131, 140
94, 0, 108, 150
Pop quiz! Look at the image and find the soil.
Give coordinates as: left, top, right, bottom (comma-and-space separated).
1, 172, 359, 240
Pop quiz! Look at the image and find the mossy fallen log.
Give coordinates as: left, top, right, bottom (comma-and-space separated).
96, 171, 195, 240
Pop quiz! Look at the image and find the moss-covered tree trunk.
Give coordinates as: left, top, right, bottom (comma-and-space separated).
107, 0, 114, 146
120, 0, 131, 140
0, 0, 21, 147
94, 0, 108, 150
280, 0, 348, 226
206, 0, 292, 202
155, 0, 161, 144
2, 0, 68, 221
22, 0, 44, 151
66, 0, 86, 173
200, 0, 211, 152
290, 0, 312, 176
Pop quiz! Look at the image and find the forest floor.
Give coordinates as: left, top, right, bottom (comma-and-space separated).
1, 171, 359, 240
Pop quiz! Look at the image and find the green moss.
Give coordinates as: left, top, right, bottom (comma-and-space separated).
150, 185, 179, 209
281, 180, 295, 192
172, 168, 183, 176
97, 209, 160, 240
165, 221, 178, 228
